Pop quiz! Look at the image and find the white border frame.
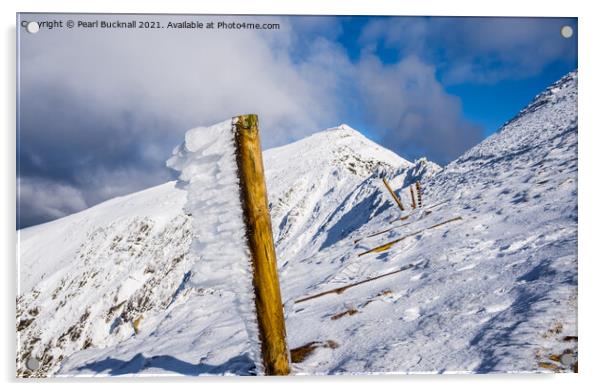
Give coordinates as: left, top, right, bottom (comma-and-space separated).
3, 1, 600, 390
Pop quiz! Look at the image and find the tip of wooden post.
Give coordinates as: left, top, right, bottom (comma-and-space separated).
234, 114, 259, 129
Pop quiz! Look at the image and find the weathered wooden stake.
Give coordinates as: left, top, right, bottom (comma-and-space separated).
382, 178, 405, 211
233, 114, 290, 376
410, 185, 417, 209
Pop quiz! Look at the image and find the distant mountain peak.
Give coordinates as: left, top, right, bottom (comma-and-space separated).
325, 123, 355, 132
316, 123, 366, 140
264, 124, 415, 181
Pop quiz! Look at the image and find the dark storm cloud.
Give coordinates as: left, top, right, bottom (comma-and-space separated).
17, 177, 87, 228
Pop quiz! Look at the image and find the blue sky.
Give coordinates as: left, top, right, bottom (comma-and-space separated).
17, 14, 577, 228
446, 62, 577, 134
333, 16, 577, 136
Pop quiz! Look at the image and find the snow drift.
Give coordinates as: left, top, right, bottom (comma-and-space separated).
165, 118, 262, 373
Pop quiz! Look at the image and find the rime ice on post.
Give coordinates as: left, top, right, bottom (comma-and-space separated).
166, 115, 290, 376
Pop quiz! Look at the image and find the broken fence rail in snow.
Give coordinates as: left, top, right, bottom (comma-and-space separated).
358, 216, 463, 257
388, 199, 450, 224
294, 263, 416, 304
353, 200, 452, 244
353, 221, 412, 244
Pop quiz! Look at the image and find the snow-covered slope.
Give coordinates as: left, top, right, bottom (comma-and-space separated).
16, 123, 438, 377
16, 72, 577, 377
278, 71, 577, 374
264, 124, 429, 262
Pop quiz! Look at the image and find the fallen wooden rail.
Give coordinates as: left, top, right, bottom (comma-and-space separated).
294, 263, 416, 304
358, 229, 423, 256
353, 221, 412, 244
423, 199, 449, 212
389, 199, 450, 224
359, 216, 462, 257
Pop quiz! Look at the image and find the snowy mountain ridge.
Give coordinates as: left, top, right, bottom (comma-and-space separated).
17, 122, 437, 377
16, 71, 577, 376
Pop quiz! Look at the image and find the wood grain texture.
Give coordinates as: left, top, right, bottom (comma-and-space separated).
233, 114, 290, 376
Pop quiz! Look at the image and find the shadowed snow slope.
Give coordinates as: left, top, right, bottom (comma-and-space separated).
16, 72, 576, 376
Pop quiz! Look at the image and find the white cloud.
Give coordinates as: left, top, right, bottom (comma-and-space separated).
20, 15, 345, 148
356, 54, 482, 162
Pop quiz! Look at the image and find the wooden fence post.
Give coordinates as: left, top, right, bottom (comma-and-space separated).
382, 178, 405, 211
410, 185, 417, 209
233, 114, 290, 376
